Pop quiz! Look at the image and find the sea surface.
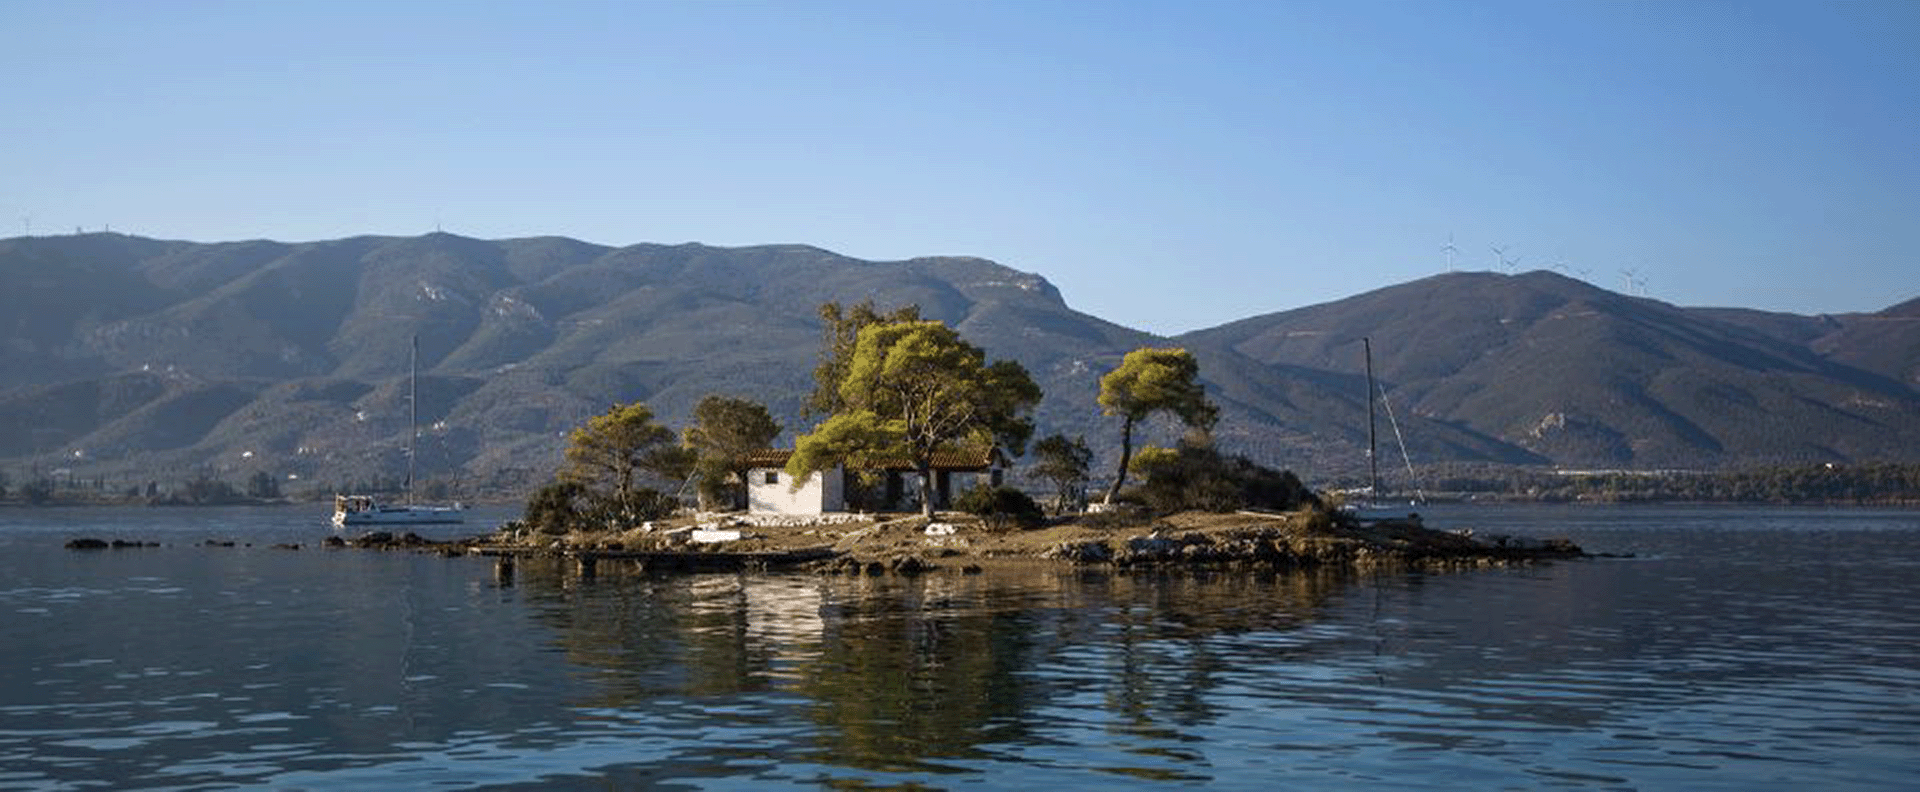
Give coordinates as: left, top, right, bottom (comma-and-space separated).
1, 503, 1917, 790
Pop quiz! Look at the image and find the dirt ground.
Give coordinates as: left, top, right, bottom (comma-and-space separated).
500, 509, 1295, 553
474, 506, 1576, 571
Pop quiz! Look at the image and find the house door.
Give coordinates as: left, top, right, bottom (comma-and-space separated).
885, 472, 903, 510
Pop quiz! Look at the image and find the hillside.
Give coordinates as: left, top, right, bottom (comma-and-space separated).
0, 233, 1168, 494
1180, 271, 1920, 469
2, 233, 1917, 498
1697, 299, 1920, 392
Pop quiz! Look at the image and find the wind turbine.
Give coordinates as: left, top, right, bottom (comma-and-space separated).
1442, 233, 1459, 272
1491, 244, 1519, 273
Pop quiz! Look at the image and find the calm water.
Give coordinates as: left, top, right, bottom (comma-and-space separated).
2, 504, 1917, 790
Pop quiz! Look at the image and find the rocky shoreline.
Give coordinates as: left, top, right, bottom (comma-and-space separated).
376, 509, 1587, 574
64, 509, 1590, 575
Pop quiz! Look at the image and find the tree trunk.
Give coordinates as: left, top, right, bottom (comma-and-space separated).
1104, 415, 1134, 504
917, 461, 936, 518
730, 465, 749, 511
616, 467, 634, 525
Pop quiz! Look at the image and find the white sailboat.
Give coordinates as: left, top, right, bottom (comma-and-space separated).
332, 336, 465, 527
1347, 336, 1425, 522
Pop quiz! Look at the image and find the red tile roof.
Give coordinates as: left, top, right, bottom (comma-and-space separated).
743, 447, 1003, 472
743, 449, 794, 467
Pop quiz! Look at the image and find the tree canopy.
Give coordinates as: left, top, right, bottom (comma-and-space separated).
1098, 347, 1218, 503
789, 318, 1041, 517
807, 300, 922, 418
683, 394, 782, 510
562, 402, 691, 524
1030, 433, 1093, 513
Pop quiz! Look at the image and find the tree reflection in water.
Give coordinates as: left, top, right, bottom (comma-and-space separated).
505, 559, 1353, 775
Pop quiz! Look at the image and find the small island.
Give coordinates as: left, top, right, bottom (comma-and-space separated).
336, 303, 1584, 575
318, 505, 1586, 579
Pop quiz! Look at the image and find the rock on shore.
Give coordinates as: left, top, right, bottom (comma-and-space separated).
64, 538, 158, 549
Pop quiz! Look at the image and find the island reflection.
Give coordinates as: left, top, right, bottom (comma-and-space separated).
503, 561, 1354, 773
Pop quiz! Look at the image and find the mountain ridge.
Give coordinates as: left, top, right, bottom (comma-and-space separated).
2, 232, 1915, 495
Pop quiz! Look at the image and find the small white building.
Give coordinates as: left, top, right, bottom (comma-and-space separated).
745, 447, 1009, 516
746, 450, 847, 515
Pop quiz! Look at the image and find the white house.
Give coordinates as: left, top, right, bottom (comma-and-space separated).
745, 448, 1009, 516
746, 450, 846, 515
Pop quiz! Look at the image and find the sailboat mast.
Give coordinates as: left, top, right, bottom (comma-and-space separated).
407, 335, 417, 506
1364, 336, 1379, 497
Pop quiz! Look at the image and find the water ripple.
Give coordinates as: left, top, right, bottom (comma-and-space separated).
4, 506, 1919, 789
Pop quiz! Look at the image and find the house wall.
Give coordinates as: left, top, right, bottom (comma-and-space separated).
942, 468, 1004, 504
748, 459, 1006, 514
748, 465, 844, 515
892, 465, 1006, 510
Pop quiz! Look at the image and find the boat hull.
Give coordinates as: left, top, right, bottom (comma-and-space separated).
332, 505, 465, 527
1342, 502, 1423, 524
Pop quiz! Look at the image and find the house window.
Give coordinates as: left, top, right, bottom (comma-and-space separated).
991, 469, 1004, 487
764, 471, 780, 485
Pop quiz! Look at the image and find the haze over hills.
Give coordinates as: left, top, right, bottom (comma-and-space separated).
2, 232, 1916, 496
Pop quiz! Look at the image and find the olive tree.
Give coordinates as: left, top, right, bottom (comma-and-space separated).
1097, 347, 1218, 504
790, 319, 1041, 518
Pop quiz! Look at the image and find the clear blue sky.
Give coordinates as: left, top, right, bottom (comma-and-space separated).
4, 0, 1915, 334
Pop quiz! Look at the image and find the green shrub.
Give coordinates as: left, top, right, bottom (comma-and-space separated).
623, 487, 681, 522
1126, 440, 1319, 514
955, 484, 1045, 531
524, 481, 587, 534
572, 486, 680, 532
